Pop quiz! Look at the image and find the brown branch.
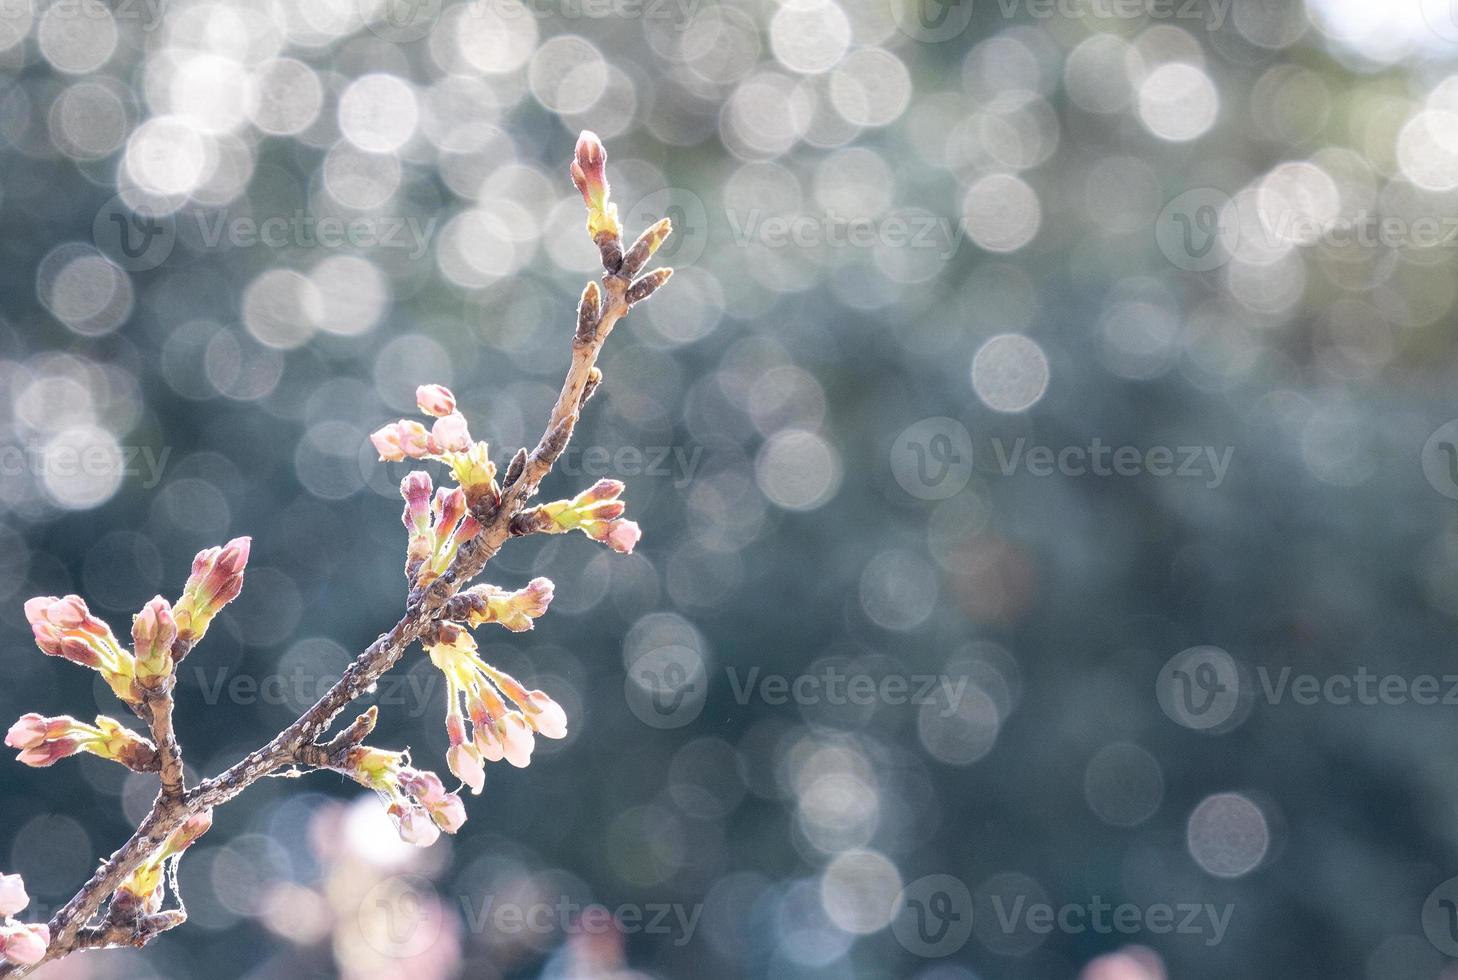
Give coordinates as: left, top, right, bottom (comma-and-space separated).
0, 168, 672, 977
142, 681, 184, 799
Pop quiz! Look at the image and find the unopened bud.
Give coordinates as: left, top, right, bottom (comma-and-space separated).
622, 217, 672, 278
626, 267, 674, 306
569, 130, 621, 241
370, 419, 432, 462
0, 873, 27, 918
0, 922, 48, 967
174, 537, 251, 643
132, 596, 178, 686
416, 384, 457, 418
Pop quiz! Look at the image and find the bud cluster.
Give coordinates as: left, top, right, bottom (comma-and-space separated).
172, 536, 251, 644
400, 472, 482, 588
25, 595, 141, 704
5, 713, 157, 771
20, 538, 251, 710
338, 746, 465, 847
444, 577, 555, 633
527, 478, 641, 554
426, 626, 569, 795
372, 385, 500, 505
0, 872, 47, 967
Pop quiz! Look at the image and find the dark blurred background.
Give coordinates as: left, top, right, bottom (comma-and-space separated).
2, 0, 1458, 977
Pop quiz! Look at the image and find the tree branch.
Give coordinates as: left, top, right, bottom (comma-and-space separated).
0, 137, 672, 975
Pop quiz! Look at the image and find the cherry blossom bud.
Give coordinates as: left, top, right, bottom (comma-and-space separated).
167, 810, 214, 855
569, 130, 621, 241
436, 487, 466, 536
416, 384, 457, 418
447, 743, 485, 795
578, 478, 624, 504
370, 420, 431, 461
6, 714, 82, 767
174, 538, 250, 643
401, 471, 435, 570
474, 716, 505, 763
521, 691, 569, 740
8, 714, 158, 770
398, 768, 468, 833
0, 922, 48, 967
604, 520, 641, 555
428, 413, 472, 454
24, 596, 139, 701
479, 667, 570, 740
389, 803, 440, 847
0, 873, 28, 918
132, 596, 179, 686
426, 792, 466, 833
498, 712, 535, 768
450, 577, 555, 633
116, 809, 213, 913
4, 714, 47, 752
535, 482, 640, 554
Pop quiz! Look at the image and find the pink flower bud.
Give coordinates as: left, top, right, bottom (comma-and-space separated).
578, 500, 626, 523
605, 520, 641, 555
390, 803, 441, 847
4, 714, 47, 751
0, 873, 28, 918
400, 472, 435, 567
165, 810, 214, 857
398, 768, 443, 804
7, 714, 86, 767
522, 691, 569, 740
435, 487, 466, 535
371, 420, 431, 461
400, 471, 434, 521
498, 712, 535, 768
416, 384, 457, 418
132, 596, 178, 683
520, 578, 554, 617
571, 479, 622, 507
474, 721, 505, 764
370, 424, 408, 462
447, 743, 485, 795
427, 792, 467, 833
428, 413, 472, 454
570, 130, 608, 207
0, 923, 48, 967
174, 538, 250, 642
22, 597, 53, 628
